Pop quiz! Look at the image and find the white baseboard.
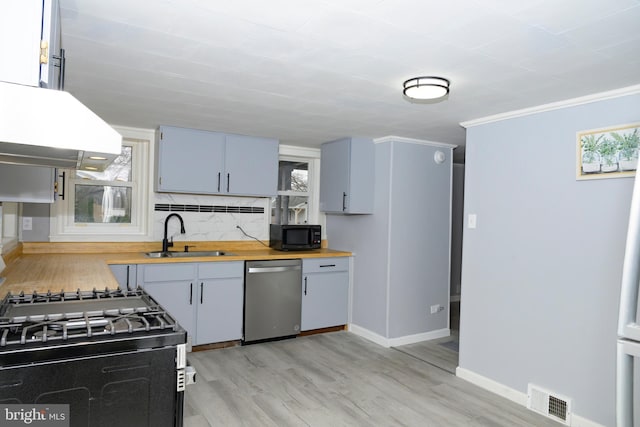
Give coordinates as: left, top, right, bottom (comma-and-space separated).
388, 328, 450, 347
348, 324, 450, 348
348, 324, 391, 347
455, 367, 527, 405
455, 367, 607, 427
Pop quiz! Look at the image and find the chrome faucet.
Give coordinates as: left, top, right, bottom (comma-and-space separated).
162, 213, 186, 252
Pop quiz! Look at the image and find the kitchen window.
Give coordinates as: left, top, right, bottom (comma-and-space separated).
50, 128, 153, 241
273, 159, 310, 224
272, 146, 322, 226
74, 145, 133, 224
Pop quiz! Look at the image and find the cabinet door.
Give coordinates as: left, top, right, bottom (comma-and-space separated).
196, 261, 243, 345
140, 263, 197, 343
319, 138, 350, 213
196, 277, 243, 345
302, 271, 349, 331
0, 164, 55, 203
40, 0, 62, 89
109, 264, 137, 291
302, 258, 349, 331
144, 280, 196, 342
320, 137, 374, 214
224, 134, 278, 197
156, 126, 225, 194
0, 1, 42, 86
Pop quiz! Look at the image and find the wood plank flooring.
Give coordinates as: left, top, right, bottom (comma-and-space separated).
184, 332, 558, 426
394, 334, 459, 374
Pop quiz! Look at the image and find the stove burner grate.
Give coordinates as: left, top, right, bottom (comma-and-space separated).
0, 288, 180, 348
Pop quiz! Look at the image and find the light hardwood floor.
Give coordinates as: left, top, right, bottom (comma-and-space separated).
184, 332, 558, 426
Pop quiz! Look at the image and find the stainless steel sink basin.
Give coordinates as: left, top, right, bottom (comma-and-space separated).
145, 250, 235, 258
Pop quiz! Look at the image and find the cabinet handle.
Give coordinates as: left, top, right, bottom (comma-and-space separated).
227, 173, 230, 192
189, 283, 193, 305
125, 265, 130, 291
319, 264, 336, 268
53, 48, 66, 90
200, 282, 204, 304
217, 172, 221, 192
54, 171, 66, 200
342, 192, 347, 211
304, 276, 307, 295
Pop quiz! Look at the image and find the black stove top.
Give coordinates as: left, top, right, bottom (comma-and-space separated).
0, 288, 186, 367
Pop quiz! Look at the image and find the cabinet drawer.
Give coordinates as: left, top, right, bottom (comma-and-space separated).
303, 257, 349, 274
142, 263, 196, 282
198, 261, 244, 279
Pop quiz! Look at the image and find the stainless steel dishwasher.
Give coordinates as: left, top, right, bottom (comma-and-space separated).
243, 259, 302, 343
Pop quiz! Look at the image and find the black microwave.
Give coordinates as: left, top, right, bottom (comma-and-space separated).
269, 224, 321, 251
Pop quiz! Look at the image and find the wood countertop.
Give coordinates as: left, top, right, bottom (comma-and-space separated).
0, 242, 352, 295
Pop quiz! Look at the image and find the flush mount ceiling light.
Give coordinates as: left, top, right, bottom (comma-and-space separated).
403, 76, 450, 100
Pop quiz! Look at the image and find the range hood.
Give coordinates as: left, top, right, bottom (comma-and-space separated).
0, 81, 122, 170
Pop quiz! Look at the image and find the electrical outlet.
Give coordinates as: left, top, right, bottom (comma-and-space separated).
430, 304, 440, 314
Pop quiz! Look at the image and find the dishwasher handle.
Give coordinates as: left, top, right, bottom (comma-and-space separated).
247, 265, 301, 274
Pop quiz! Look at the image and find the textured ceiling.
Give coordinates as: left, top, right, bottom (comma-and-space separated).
59, 0, 640, 161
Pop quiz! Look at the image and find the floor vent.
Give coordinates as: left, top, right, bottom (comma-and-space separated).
527, 384, 572, 425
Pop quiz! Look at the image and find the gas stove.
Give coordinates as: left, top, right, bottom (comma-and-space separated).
0, 288, 181, 348
0, 288, 188, 427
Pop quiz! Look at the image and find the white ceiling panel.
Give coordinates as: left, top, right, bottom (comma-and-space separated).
55, 0, 640, 161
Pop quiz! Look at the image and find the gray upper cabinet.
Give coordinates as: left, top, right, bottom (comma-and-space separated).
156, 126, 278, 197
320, 137, 374, 214
156, 126, 225, 194
0, 0, 63, 89
0, 164, 56, 203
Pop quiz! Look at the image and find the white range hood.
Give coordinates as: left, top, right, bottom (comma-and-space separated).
0, 81, 122, 170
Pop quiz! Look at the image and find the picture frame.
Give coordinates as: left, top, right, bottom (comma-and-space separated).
576, 122, 640, 180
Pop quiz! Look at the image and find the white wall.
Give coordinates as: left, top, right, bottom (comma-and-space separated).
459, 90, 640, 426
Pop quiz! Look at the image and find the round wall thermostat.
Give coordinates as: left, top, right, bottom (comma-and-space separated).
434, 150, 446, 164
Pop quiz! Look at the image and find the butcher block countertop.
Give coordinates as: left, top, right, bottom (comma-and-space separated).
0, 242, 351, 295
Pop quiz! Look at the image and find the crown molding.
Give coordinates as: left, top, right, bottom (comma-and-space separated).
374, 135, 457, 149
460, 84, 640, 129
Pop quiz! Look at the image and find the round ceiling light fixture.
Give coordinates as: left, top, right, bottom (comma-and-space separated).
403, 76, 450, 100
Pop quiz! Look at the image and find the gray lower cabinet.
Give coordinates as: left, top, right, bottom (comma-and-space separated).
301, 257, 349, 331
109, 264, 137, 291
138, 261, 244, 346
196, 262, 244, 344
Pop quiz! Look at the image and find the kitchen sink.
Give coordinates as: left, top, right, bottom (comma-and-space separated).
145, 250, 235, 258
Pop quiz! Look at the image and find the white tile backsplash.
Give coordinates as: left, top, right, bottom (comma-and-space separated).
153, 193, 270, 244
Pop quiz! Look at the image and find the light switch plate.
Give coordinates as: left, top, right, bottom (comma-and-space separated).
468, 214, 477, 229
22, 217, 33, 231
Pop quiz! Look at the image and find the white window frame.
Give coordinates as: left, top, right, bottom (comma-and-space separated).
278, 145, 323, 229
0, 202, 19, 254
50, 126, 154, 242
